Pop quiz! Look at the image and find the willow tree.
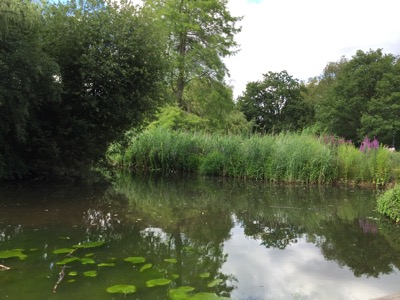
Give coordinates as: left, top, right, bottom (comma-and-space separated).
143, 0, 241, 111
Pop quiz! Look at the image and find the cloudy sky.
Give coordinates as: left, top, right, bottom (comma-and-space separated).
225, 0, 400, 98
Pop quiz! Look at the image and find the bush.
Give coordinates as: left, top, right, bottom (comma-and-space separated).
377, 185, 400, 222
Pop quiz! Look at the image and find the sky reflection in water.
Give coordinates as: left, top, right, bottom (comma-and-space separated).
222, 221, 400, 300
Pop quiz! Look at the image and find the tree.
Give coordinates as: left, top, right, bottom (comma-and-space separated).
0, 0, 61, 179
360, 60, 400, 148
237, 71, 313, 133
142, 0, 241, 110
0, 0, 167, 180
316, 49, 396, 143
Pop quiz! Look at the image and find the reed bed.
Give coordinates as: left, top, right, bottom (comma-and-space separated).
112, 127, 398, 185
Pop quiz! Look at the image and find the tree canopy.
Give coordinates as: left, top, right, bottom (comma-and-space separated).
0, 0, 166, 179
237, 71, 314, 133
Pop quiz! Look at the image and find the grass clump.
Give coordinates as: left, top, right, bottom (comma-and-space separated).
112, 128, 399, 185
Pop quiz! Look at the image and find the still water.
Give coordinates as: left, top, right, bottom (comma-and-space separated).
1, 173, 400, 300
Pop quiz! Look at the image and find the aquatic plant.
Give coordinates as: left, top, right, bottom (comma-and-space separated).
377, 184, 400, 222
115, 128, 399, 185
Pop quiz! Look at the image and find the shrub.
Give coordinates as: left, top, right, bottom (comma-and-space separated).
377, 184, 400, 222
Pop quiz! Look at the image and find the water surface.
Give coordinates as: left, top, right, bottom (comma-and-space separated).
1, 174, 400, 299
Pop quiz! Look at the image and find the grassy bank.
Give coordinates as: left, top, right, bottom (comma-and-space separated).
109, 128, 400, 185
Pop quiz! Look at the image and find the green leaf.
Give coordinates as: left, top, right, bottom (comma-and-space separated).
169, 286, 195, 300
207, 279, 223, 288
83, 270, 97, 277
72, 241, 105, 249
80, 257, 95, 265
0, 249, 27, 260
98, 263, 115, 267
56, 257, 79, 265
199, 272, 210, 278
140, 263, 152, 272
146, 278, 172, 287
68, 271, 78, 276
192, 292, 227, 300
106, 284, 136, 294
53, 248, 74, 254
164, 258, 178, 263
124, 256, 146, 264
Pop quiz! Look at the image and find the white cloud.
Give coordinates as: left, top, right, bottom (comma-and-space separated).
225, 0, 400, 98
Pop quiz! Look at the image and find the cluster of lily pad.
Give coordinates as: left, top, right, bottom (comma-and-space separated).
1, 241, 227, 299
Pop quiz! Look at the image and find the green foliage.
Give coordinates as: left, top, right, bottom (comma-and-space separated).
117, 128, 400, 185
0, 0, 167, 180
316, 49, 398, 144
238, 71, 314, 133
0, 0, 61, 179
143, 0, 241, 108
377, 184, 400, 222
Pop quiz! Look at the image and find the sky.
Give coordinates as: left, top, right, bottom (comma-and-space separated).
224, 0, 400, 98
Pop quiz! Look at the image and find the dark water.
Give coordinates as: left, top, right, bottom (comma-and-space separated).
1, 173, 400, 300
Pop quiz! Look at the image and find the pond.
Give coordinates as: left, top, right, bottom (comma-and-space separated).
1, 173, 400, 300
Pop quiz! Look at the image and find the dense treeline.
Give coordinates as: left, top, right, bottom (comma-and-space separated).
1, 0, 399, 181
1, 0, 166, 179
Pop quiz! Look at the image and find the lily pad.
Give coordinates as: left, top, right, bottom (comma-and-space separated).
83, 270, 97, 277
68, 279, 76, 283
106, 284, 136, 294
169, 286, 196, 300
172, 273, 180, 279
0, 249, 27, 260
80, 257, 95, 265
68, 271, 78, 276
146, 278, 172, 287
53, 248, 74, 254
207, 279, 223, 288
140, 263, 152, 272
164, 258, 178, 264
73, 241, 105, 249
85, 253, 94, 257
192, 292, 227, 300
199, 272, 210, 279
124, 256, 146, 264
98, 263, 115, 267
56, 257, 79, 265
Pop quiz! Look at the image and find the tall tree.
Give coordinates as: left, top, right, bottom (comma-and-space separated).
237, 71, 313, 133
360, 59, 400, 148
0, 0, 61, 179
37, 0, 167, 176
316, 49, 396, 143
143, 0, 241, 110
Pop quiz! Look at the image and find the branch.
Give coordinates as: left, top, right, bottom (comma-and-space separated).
0, 264, 11, 270
52, 265, 66, 293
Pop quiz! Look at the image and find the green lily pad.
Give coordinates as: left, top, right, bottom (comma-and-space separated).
172, 273, 180, 279
85, 253, 94, 257
207, 279, 223, 288
68, 271, 78, 276
53, 248, 74, 254
68, 279, 76, 283
98, 263, 115, 267
80, 257, 95, 265
146, 278, 172, 287
199, 272, 210, 278
73, 241, 105, 249
124, 256, 145, 264
56, 257, 79, 265
83, 270, 97, 277
169, 286, 196, 300
140, 263, 152, 272
106, 284, 136, 294
0, 249, 27, 260
164, 258, 178, 263
192, 292, 227, 300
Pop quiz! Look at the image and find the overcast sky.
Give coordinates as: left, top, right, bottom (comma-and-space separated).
225, 0, 400, 98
